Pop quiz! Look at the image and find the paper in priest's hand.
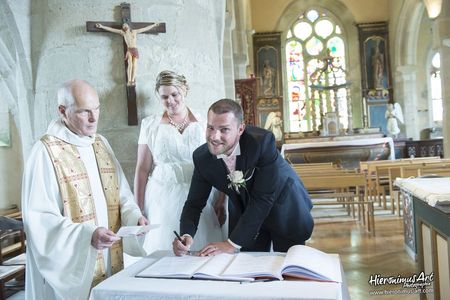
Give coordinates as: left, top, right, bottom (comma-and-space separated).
116, 224, 160, 237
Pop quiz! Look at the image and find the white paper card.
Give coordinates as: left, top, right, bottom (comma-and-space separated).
116, 224, 160, 237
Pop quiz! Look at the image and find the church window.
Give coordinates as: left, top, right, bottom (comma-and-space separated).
285, 8, 347, 132
430, 52, 442, 122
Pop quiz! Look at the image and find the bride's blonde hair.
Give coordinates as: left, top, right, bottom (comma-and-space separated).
155, 70, 189, 96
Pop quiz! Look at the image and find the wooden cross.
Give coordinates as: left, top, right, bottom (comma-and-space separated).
86, 2, 166, 125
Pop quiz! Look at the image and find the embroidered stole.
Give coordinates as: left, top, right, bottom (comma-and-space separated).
41, 134, 123, 288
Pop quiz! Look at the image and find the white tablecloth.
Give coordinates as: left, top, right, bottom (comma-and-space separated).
394, 177, 450, 206
281, 137, 395, 160
91, 251, 349, 300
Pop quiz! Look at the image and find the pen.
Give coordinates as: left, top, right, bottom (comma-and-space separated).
174, 230, 192, 255
173, 230, 184, 244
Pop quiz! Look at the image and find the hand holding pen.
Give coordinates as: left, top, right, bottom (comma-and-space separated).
172, 230, 193, 256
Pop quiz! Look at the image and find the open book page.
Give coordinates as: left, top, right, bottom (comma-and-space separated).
193, 253, 254, 282
136, 255, 210, 279
220, 252, 285, 280
281, 245, 342, 282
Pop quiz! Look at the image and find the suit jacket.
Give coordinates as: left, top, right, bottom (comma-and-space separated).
180, 126, 313, 248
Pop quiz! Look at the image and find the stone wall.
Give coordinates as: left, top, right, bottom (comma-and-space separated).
31, 0, 225, 183
0, 0, 226, 209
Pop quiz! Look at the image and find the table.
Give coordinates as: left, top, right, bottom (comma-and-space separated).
91, 250, 350, 300
281, 137, 394, 169
395, 178, 450, 300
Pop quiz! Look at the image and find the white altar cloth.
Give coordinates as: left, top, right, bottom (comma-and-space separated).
281, 137, 395, 160
90, 250, 349, 300
394, 177, 450, 206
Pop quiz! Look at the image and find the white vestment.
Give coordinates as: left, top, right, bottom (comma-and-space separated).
21, 119, 142, 300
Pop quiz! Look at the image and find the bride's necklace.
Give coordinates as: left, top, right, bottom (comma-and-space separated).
167, 110, 190, 133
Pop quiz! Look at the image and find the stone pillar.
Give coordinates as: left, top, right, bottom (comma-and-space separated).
223, 0, 236, 99
231, 0, 250, 79
395, 65, 419, 139
432, 0, 450, 157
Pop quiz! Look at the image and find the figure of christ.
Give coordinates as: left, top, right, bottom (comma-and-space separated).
96, 22, 160, 86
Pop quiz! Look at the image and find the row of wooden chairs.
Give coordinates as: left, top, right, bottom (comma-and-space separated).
361, 157, 450, 215
291, 157, 450, 238
388, 162, 450, 215
0, 207, 25, 300
292, 163, 375, 236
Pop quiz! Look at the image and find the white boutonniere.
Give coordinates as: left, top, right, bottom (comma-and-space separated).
227, 168, 255, 193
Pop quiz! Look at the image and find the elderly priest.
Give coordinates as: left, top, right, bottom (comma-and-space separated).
21, 79, 148, 300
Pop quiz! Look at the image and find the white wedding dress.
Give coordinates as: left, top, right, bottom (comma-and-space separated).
139, 111, 225, 254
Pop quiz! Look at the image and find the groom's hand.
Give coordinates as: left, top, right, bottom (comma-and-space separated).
172, 235, 193, 256
199, 241, 236, 256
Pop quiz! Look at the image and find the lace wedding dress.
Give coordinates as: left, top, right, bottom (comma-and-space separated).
139, 112, 225, 254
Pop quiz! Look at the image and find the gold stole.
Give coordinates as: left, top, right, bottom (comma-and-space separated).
41, 134, 123, 288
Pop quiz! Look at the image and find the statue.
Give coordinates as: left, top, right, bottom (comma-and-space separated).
264, 111, 283, 141
385, 103, 404, 138
96, 22, 160, 86
262, 60, 275, 96
371, 40, 384, 89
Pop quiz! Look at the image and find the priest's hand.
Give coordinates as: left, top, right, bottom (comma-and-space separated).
172, 235, 193, 256
137, 216, 149, 226
91, 227, 120, 250
199, 241, 236, 256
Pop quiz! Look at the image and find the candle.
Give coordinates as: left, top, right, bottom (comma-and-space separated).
363, 97, 368, 117
362, 97, 368, 128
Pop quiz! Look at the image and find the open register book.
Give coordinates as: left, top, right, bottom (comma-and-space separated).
136, 245, 342, 282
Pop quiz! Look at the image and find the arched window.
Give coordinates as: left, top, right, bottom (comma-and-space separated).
285, 8, 348, 132
430, 52, 442, 122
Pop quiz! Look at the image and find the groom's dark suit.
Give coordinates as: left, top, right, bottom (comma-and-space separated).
180, 125, 313, 252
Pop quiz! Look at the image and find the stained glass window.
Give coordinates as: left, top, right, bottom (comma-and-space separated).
285, 9, 347, 132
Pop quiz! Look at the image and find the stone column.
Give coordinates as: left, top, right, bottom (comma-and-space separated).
231, 0, 251, 79
432, 0, 450, 157
394, 65, 419, 139
223, 0, 236, 99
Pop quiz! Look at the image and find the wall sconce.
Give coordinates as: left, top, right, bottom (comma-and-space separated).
423, 0, 442, 19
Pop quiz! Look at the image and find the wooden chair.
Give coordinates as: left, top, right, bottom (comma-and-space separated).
362, 157, 446, 212
389, 164, 450, 216
0, 216, 25, 300
300, 173, 375, 235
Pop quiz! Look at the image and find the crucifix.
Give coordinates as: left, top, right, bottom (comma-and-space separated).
86, 2, 166, 125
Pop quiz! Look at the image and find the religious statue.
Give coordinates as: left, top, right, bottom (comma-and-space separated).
262, 59, 275, 96
96, 22, 160, 86
371, 40, 384, 89
385, 102, 404, 138
264, 111, 283, 141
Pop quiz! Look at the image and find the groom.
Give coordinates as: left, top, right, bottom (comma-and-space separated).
173, 99, 313, 255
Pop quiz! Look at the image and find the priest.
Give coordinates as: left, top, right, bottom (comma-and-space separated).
21, 79, 148, 300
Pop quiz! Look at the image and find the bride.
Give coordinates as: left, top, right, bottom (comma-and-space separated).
134, 70, 225, 255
